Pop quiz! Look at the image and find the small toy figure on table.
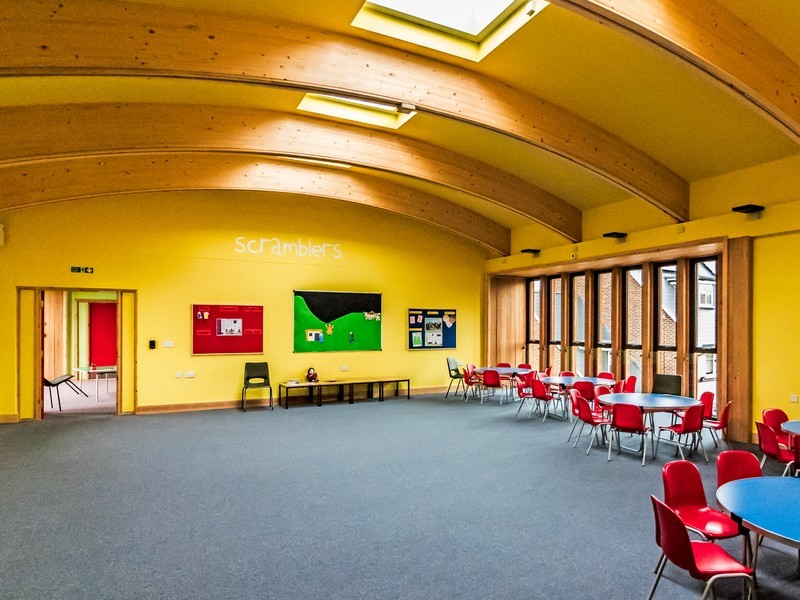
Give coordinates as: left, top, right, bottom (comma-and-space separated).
306, 368, 319, 383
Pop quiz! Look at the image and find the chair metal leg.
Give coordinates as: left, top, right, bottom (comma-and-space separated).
568, 418, 580, 442
646, 553, 667, 600
515, 398, 526, 417
573, 422, 586, 448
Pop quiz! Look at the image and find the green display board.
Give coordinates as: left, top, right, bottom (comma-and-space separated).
293, 290, 382, 352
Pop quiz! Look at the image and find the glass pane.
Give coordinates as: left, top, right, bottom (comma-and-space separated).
571, 345, 585, 376
529, 279, 541, 343
528, 343, 540, 371
694, 259, 717, 351
595, 271, 612, 345
656, 350, 678, 375
625, 268, 643, 346
548, 344, 561, 374
694, 352, 717, 417
572, 274, 585, 343
657, 264, 677, 349
549, 277, 561, 343
595, 348, 611, 373
624, 349, 643, 392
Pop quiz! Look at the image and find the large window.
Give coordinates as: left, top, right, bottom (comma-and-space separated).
570, 274, 586, 375
655, 263, 678, 376
548, 276, 562, 373
692, 258, 718, 409
527, 279, 541, 371
594, 270, 612, 373
623, 267, 643, 391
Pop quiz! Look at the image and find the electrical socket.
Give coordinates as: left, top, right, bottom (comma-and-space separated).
791, 394, 798, 404
176, 371, 182, 378
340, 365, 349, 371
185, 371, 195, 378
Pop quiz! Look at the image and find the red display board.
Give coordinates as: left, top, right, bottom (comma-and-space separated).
192, 304, 263, 355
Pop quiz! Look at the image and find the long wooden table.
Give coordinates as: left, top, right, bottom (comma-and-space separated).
278, 377, 410, 409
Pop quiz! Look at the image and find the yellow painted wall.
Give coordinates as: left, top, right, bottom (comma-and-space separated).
0, 190, 488, 418
753, 232, 800, 422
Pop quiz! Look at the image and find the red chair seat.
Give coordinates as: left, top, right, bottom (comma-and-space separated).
690, 540, 754, 579
674, 507, 739, 540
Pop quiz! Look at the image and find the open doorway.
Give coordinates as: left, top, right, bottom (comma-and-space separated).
41, 290, 121, 416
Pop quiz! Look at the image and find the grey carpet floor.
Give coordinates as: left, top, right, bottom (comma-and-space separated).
1, 394, 797, 600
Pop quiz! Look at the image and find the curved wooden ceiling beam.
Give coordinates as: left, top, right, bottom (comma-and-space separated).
552, 0, 800, 142
0, 0, 688, 221
0, 103, 581, 241
0, 152, 510, 255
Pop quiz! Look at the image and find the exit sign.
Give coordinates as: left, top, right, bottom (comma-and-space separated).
70, 266, 94, 273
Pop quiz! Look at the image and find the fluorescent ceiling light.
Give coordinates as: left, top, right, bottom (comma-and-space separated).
297, 93, 417, 129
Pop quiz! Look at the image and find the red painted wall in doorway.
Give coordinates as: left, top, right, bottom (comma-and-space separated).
89, 303, 117, 366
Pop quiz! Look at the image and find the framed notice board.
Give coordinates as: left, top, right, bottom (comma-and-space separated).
408, 309, 456, 349
192, 304, 263, 355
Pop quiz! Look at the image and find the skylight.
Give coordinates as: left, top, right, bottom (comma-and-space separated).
353, 0, 548, 61
369, 0, 521, 40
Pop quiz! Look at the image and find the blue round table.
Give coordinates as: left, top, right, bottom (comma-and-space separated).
781, 419, 800, 436
598, 392, 700, 412
541, 376, 614, 387
716, 477, 800, 570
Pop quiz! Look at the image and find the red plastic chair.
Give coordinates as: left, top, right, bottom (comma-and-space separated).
655, 403, 708, 462
755, 421, 794, 476
607, 403, 651, 466
593, 384, 612, 414
461, 366, 481, 402
532, 378, 557, 422
647, 496, 757, 600
612, 380, 625, 393
514, 371, 539, 418
567, 388, 602, 443
663, 461, 740, 541
623, 375, 637, 392
762, 408, 791, 449
717, 450, 762, 489
480, 369, 507, 405
597, 371, 614, 381
703, 401, 731, 449
573, 396, 610, 455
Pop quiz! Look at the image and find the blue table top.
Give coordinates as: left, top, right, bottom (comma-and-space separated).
781, 420, 800, 436
716, 477, 800, 549
474, 367, 532, 376
541, 376, 614, 387
599, 392, 700, 411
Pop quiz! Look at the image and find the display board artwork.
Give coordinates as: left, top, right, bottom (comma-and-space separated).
192, 304, 263, 355
294, 291, 382, 352
408, 309, 456, 349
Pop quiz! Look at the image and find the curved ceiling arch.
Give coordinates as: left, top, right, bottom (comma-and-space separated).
551, 0, 800, 142
1, 0, 689, 221
0, 103, 581, 240
0, 151, 510, 254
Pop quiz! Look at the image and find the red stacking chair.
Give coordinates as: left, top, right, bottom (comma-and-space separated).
597, 371, 614, 381
532, 378, 557, 422
703, 401, 730, 449
762, 408, 791, 449
461, 366, 481, 402
567, 388, 601, 444
607, 403, 651, 466
655, 403, 707, 462
573, 396, 610, 455
755, 421, 794, 476
514, 371, 539, 419
663, 461, 741, 542
717, 450, 762, 489
647, 496, 757, 600
612, 380, 625, 393
480, 369, 507, 405
593, 384, 612, 414
623, 375, 637, 392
